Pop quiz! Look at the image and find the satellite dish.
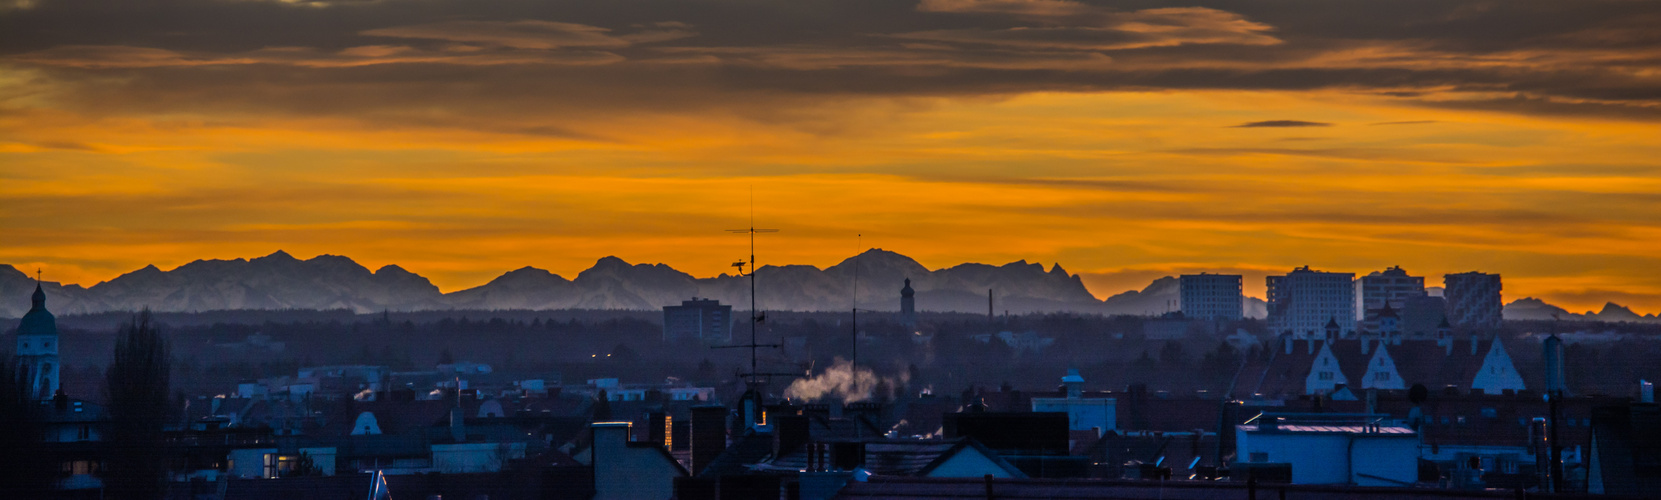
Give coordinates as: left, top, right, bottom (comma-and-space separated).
1409, 383, 1429, 405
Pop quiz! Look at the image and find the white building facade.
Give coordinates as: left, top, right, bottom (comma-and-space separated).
1268, 267, 1356, 338
1237, 416, 1419, 486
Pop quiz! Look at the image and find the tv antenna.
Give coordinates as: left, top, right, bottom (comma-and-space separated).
715, 196, 796, 387
851, 234, 860, 372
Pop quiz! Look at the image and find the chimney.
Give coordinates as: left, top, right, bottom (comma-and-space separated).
1217, 400, 1240, 466
691, 405, 727, 475
591, 422, 633, 498
774, 414, 810, 458
1471, 335, 1479, 356
1642, 380, 1654, 404
1063, 369, 1084, 399
1544, 336, 1565, 394
1308, 339, 1316, 355
449, 407, 466, 442
1361, 338, 1371, 355
1284, 335, 1293, 355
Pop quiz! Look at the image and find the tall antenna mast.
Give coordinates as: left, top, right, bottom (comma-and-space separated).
852, 234, 860, 371
716, 191, 793, 388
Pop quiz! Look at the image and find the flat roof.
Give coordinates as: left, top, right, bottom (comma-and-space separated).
1240, 424, 1415, 435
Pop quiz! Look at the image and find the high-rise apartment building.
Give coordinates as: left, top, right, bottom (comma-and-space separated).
663, 298, 733, 344
1267, 266, 1356, 338
1180, 273, 1243, 322
1357, 266, 1426, 332
1444, 272, 1502, 330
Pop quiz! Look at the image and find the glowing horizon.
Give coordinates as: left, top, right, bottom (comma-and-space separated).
4, 0, 1661, 314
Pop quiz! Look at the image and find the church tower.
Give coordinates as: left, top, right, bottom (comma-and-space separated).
15, 283, 61, 400
899, 278, 917, 329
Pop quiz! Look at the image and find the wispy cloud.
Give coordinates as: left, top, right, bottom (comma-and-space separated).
1232, 120, 1332, 128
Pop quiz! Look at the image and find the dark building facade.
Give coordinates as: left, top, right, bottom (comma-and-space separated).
663, 298, 733, 344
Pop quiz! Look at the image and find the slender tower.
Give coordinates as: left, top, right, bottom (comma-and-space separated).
15, 282, 61, 400
899, 278, 916, 329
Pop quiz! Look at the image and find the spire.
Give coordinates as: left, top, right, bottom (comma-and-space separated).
31, 282, 45, 310
1378, 300, 1397, 318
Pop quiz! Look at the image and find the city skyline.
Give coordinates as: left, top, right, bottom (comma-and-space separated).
5, 0, 1661, 314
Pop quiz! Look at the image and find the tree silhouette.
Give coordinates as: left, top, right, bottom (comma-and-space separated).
591, 390, 613, 421
0, 359, 53, 497
105, 310, 172, 500
1159, 341, 1187, 368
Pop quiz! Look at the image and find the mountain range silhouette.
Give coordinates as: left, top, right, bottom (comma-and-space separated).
2, 250, 1650, 323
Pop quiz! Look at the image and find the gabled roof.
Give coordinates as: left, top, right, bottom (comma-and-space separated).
1390, 339, 1486, 390
1246, 339, 1323, 397
697, 432, 774, 478
913, 439, 1028, 478
1590, 402, 1661, 496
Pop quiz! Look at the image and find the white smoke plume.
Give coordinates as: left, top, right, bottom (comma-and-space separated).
784, 358, 908, 403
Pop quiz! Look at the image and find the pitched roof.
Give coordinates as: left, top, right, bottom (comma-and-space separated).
697, 432, 774, 478
1245, 338, 1323, 397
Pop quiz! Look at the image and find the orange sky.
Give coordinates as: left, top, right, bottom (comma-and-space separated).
3, 0, 1660, 314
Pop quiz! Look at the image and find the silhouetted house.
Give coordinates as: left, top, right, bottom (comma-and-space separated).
664, 298, 733, 344
943, 411, 1087, 477
1246, 337, 1523, 398
36, 394, 112, 492
1588, 401, 1661, 496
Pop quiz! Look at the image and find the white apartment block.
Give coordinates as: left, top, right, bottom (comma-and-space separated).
1267, 266, 1355, 338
